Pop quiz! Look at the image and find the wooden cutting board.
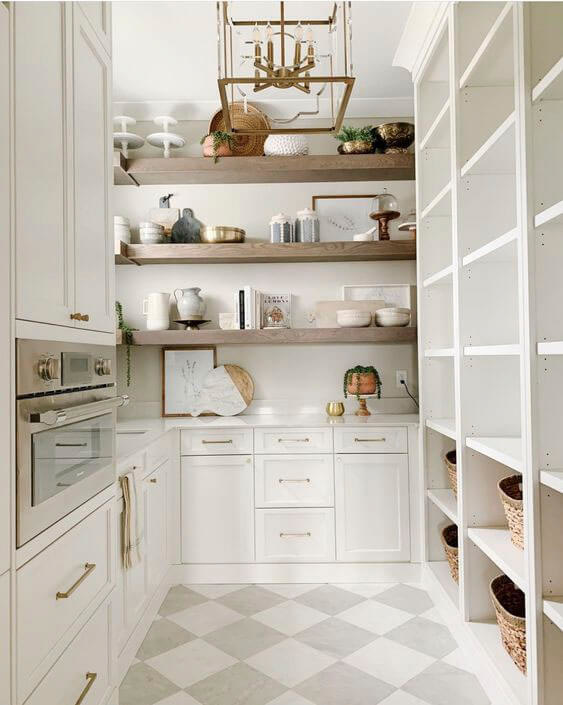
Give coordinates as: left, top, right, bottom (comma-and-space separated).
224, 364, 254, 405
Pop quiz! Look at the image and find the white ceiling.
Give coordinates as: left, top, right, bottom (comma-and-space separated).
112, 1, 414, 121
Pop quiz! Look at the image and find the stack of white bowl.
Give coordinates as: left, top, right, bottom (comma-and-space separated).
374, 307, 411, 327
114, 216, 131, 246
139, 221, 164, 244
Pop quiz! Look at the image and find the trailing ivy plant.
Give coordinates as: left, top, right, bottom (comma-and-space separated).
343, 365, 382, 400
335, 125, 374, 143
115, 301, 135, 387
200, 130, 235, 163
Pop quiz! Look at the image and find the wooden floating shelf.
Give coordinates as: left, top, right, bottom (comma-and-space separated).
113, 152, 415, 186
116, 240, 417, 265
116, 326, 417, 346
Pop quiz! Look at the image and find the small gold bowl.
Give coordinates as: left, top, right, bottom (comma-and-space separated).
326, 401, 345, 417
200, 226, 246, 243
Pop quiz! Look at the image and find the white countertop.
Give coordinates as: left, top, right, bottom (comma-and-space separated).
116, 414, 419, 463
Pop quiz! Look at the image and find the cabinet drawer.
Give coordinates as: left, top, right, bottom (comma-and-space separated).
17, 500, 114, 700
255, 428, 333, 454
334, 427, 407, 453
24, 597, 112, 705
256, 508, 335, 562
181, 428, 253, 455
255, 455, 334, 508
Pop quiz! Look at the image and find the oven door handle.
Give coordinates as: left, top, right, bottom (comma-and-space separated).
30, 395, 130, 426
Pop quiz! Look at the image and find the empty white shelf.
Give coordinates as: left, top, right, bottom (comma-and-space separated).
427, 561, 459, 608
468, 527, 526, 590
425, 348, 454, 358
459, 3, 514, 88
461, 112, 516, 177
467, 621, 528, 705
423, 264, 453, 288
427, 489, 458, 522
419, 100, 450, 151
544, 597, 563, 632
534, 199, 563, 228
540, 470, 563, 493
420, 182, 452, 220
538, 341, 563, 355
466, 436, 522, 472
426, 418, 456, 440
462, 228, 518, 267
532, 55, 563, 103
464, 344, 520, 357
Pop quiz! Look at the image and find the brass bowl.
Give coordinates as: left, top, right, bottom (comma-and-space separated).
373, 122, 415, 153
339, 140, 375, 155
326, 401, 345, 417
200, 226, 246, 243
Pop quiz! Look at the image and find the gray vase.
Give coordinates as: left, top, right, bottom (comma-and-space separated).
171, 208, 201, 243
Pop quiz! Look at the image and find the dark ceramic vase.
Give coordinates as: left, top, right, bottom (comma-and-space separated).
171, 208, 201, 243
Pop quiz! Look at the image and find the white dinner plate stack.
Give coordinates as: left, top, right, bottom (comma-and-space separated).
139, 221, 164, 244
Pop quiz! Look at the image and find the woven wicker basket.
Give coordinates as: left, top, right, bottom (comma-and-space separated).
498, 475, 524, 550
209, 102, 270, 157
490, 574, 526, 674
440, 524, 459, 583
444, 450, 457, 497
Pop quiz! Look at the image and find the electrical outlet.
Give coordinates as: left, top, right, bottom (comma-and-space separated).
396, 370, 408, 389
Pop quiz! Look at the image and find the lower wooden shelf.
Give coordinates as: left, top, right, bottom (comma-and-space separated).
116, 326, 417, 346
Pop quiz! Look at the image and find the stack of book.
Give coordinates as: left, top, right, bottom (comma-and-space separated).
234, 288, 291, 330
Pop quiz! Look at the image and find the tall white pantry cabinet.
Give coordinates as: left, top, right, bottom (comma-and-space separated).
406, 3, 563, 705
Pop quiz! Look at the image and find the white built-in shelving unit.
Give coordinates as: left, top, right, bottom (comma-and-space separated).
414, 4, 563, 705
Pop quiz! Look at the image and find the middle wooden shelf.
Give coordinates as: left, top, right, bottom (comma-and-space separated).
116, 326, 417, 346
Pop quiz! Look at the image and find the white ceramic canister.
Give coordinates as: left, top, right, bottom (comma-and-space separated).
269, 213, 293, 243
295, 208, 320, 242
174, 287, 205, 319
142, 292, 170, 330
264, 134, 309, 156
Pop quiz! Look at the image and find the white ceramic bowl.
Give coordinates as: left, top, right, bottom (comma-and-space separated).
336, 309, 372, 328
140, 231, 163, 244
374, 307, 411, 327
139, 221, 163, 230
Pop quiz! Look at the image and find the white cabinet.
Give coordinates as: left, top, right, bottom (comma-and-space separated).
256, 508, 335, 562
180, 428, 253, 455
146, 461, 169, 591
0, 571, 10, 705
181, 455, 254, 563
78, 1, 111, 55
255, 454, 334, 508
13, 2, 114, 333
255, 427, 333, 454
334, 427, 408, 454
335, 453, 410, 562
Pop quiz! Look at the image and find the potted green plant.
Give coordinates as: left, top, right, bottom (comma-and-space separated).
343, 365, 382, 399
334, 125, 375, 154
115, 301, 135, 387
200, 130, 235, 162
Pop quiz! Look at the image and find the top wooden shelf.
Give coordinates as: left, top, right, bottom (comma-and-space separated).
113, 152, 415, 186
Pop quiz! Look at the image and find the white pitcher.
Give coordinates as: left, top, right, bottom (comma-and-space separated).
174, 287, 205, 320
142, 292, 170, 331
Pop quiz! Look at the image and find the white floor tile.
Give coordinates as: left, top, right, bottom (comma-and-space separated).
265, 691, 317, 705
339, 599, 412, 635
344, 637, 434, 688
146, 639, 237, 688
168, 601, 243, 636
334, 583, 397, 598
419, 607, 444, 625
378, 690, 432, 705
246, 638, 336, 688
187, 584, 245, 599
153, 693, 203, 705
253, 600, 327, 636
263, 584, 321, 599
442, 647, 474, 673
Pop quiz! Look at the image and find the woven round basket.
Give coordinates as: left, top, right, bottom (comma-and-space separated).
498, 475, 524, 550
445, 450, 457, 497
440, 524, 459, 583
490, 574, 526, 674
209, 102, 270, 157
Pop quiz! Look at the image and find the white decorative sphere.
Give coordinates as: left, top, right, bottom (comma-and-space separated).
264, 134, 309, 156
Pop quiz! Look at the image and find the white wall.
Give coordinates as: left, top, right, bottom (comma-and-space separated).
114, 124, 417, 416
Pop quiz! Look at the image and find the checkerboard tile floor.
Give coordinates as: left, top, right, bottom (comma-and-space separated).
119, 583, 490, 705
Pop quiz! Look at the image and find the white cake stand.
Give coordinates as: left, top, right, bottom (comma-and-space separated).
113, 116, 144, 158
146, 116, 185, 158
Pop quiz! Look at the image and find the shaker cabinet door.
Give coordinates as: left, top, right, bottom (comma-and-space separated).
0, 571, 9, 705
146, 461, 169, 591
72, 7, 114, 332
78, 1, 112, 55
14, 2, 75, 327
335, 453, 410, 562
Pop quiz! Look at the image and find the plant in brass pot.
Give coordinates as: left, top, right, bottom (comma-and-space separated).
200, 130, 235, 162
343, 365, 382, 399
335, 125, 375, 155
115, 301, 136, 387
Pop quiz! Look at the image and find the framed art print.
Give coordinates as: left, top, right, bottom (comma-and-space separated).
162, 347, 217, 417
312, 194, 377, 241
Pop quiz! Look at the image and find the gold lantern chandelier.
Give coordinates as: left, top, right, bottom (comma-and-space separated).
217, 1, 355, 135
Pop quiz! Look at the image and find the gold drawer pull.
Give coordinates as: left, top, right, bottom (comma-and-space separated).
354, 437, 386, 442
56, 442, 88, 447
75, 672, 97, 705
279, 478, 311, 484
70, 313, 90, 322
149, 478, 157, 483
56, 563, 96, 599
278, 438, 310, 443
280, 531, 311, 538
202, 439, 233, 444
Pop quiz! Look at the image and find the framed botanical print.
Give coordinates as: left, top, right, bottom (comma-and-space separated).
162, 347, 217, 417
311, 194, 377, 241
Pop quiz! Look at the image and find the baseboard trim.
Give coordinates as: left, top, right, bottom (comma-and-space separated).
168, 562, 422, 584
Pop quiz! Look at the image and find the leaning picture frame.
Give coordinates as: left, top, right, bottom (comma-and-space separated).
161, 346, 217, 417
311, 194, 378, 241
